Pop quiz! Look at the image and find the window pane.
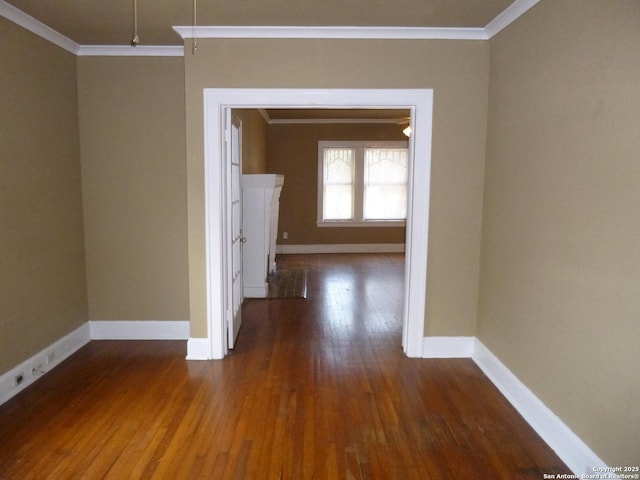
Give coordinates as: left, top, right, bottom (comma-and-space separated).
325, 148, 353, 184
365, 148, 408, 184
364, 148, 408, 220
323, 147, 354, 220
324, 185, 353, 220
365, 185, 407, 220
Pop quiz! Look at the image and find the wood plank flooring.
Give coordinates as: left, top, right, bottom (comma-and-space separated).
0, 253, 571, 479
267, 268, 307, 299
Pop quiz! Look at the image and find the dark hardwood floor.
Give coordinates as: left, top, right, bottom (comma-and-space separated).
0, 253, 571, 479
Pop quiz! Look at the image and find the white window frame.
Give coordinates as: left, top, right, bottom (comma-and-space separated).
317, 140, 408, 227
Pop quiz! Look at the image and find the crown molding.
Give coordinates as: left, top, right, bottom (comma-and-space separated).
0, 0, 79, 54
76, 45, 184, 57
173, 25, 489, 41
255, 108, 408, 125
268, 117, 407, 125
2, 0, 540, 56
485, 0, 541, 38
257, 109, 272, 123
0, 0, 182, 57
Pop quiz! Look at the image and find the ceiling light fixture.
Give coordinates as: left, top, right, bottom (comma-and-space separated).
131, 0, 140, 46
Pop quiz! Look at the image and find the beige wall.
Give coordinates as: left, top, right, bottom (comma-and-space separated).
184, 39, 489, 337
77, 57, 189, 321
234, 109, 268, 174
478, 0, 640, 466
2, 2, 636, 465
267, 122, 407, 245
0, 18, 87, 374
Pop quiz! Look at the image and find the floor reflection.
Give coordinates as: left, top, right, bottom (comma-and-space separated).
282, 253, 405, 343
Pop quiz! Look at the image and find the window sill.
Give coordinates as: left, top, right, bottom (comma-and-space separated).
317, 220, 406, 228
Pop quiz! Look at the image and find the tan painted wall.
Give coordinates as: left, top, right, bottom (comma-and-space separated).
184, 39, 489, 337
0, 18, 87, 374
478, 0, 640, 465
77, 57, 189, 321
267, 122, 407, 245
234, 109, 268, 174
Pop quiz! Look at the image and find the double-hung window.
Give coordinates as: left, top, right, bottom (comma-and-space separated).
318, 141, 408, 227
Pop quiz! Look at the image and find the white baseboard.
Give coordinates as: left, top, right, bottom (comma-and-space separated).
0, 323, 91, 406
89, 320, 190, 340
419, 335, 611, 476
422, 336, 475, 358
472, 340, 610, 476
243, 285, 268, 298
186, 338, 212, 360
0, 323, 613, 476
1, 320, 190, 406
276, 243, 405, 254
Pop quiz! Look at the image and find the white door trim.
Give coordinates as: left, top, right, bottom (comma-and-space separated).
202, 88, 433, 359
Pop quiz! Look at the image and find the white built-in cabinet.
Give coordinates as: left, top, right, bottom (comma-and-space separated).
242, 174, 284, 298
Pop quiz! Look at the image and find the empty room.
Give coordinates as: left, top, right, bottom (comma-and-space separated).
1, 0, 638, 478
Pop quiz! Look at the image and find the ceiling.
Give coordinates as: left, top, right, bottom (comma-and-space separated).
3, 0, 515, 46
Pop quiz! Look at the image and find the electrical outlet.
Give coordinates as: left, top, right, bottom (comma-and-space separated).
14, 373, 24, 386
283, 232, 288, 240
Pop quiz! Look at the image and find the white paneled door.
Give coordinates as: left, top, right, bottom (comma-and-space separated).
227, 113, 244, 349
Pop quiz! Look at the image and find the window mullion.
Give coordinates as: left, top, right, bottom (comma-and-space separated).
354, 146, 365, 222
348, 147, 356, 221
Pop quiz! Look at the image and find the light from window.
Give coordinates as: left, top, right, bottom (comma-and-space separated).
323, 148, 354, 220
318, 141, 408, 227
364, 147, 408, 220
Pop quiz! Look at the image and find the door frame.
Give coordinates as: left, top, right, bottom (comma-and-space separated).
203, 88, 433, 359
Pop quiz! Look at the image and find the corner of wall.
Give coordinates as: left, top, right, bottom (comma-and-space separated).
0, 323, 91, 406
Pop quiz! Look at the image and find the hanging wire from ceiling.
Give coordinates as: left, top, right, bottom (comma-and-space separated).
192, 0, 198, 54
131, 0, 140, 46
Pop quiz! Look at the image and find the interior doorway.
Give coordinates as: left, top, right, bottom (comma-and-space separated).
202, 89, 433, 359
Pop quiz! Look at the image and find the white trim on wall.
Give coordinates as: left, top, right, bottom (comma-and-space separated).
410, 335, 616, 476
422, 336, 475, 358
472, 340, 612, 477
0, 323, 615, 477
485, 0, 541, 38
76, 45, 184, 57
0, 320, 189, 405
268, 117, 408, 125
186, 338, 212, 360
173, 25, 488, 41
243, 285, 269, 298
0, 0, 78, 54
0, 323, 91, 406
89, 320, 190, 340
202, 89, 433, 360
276, 243, 405, 255
2, 0, 541, 56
